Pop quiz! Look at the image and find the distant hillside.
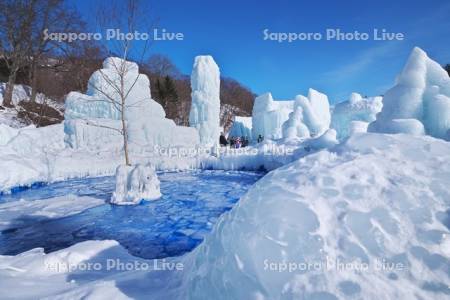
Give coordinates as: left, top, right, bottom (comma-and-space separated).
0, 55, 255, 130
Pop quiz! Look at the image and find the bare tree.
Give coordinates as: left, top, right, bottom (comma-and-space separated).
28, 0, 83, 103
0, 0, 34, 107
63, 44, 105, 92
146, 54, 180, 78
0, 0, 84, 107
79, 0, 154, 166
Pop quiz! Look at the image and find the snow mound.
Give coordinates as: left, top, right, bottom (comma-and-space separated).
0, 124, 20, 146
331, 93, 383, 140
0, 82, 63, 128
65, 57, 199, 150
110, 164, 161, 205
252, 93, 294, 140
189, 55, 221, 145
229, 116, 252, 138
0, 124, 63, 157
184, 133, 450, 299
369, 47, 450, 140
299, 128, 338, 152
0, 124, 65, 191
282, 89, 331, 140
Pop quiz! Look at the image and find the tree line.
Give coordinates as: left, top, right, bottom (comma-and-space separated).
0, 0, 254, 127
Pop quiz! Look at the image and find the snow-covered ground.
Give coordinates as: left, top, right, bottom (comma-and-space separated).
0, 133, 448, 299
0, 82, 64, 128
0, 121, 292, 192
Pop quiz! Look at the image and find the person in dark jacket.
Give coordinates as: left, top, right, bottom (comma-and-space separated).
219, 133, 228, 146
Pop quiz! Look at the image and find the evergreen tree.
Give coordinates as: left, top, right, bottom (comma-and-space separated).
445, 64, 450, 77
164, 75, 178, 103
155, 78, 165, 106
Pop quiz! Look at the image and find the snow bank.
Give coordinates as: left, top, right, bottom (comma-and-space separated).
189, 55, 221, 145
282, 89, 331, 140
331, 93, 382, 140
110, 164, 161, 205
297, 128, 338, 153
0, 124, 20, 146
228, 116, 252, 138
203, 130, 340, 172
65, 57, 199, 150
0, 82, 63, 128
252, 93, 294, 140
184, 132, 450, 299
0, 124, 65, 190
369, 47, 450, 140
0, 240, 140, 299
0, 121, 203, 192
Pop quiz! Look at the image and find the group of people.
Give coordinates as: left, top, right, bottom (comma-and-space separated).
219, 133, 250, 148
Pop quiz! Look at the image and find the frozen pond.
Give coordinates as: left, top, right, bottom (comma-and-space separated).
0, 170, 263, 259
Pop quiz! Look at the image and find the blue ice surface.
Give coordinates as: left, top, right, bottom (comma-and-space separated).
0, 170, 263, 259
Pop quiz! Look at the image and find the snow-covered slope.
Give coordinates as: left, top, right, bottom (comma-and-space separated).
369, 47, 450, 140
0, 83, 63, 128
184, 132, 450, 299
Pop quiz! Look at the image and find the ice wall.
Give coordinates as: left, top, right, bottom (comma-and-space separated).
64, 57, 199, 150
189, 56, 221, 145
368, 47, 450, 140
282, 88, 331, 140
228, 116, 252, 138
252, 93, 294, 140
331, 92, 383, 140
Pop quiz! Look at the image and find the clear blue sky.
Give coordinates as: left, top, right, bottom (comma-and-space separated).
69, 0, 450, 103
